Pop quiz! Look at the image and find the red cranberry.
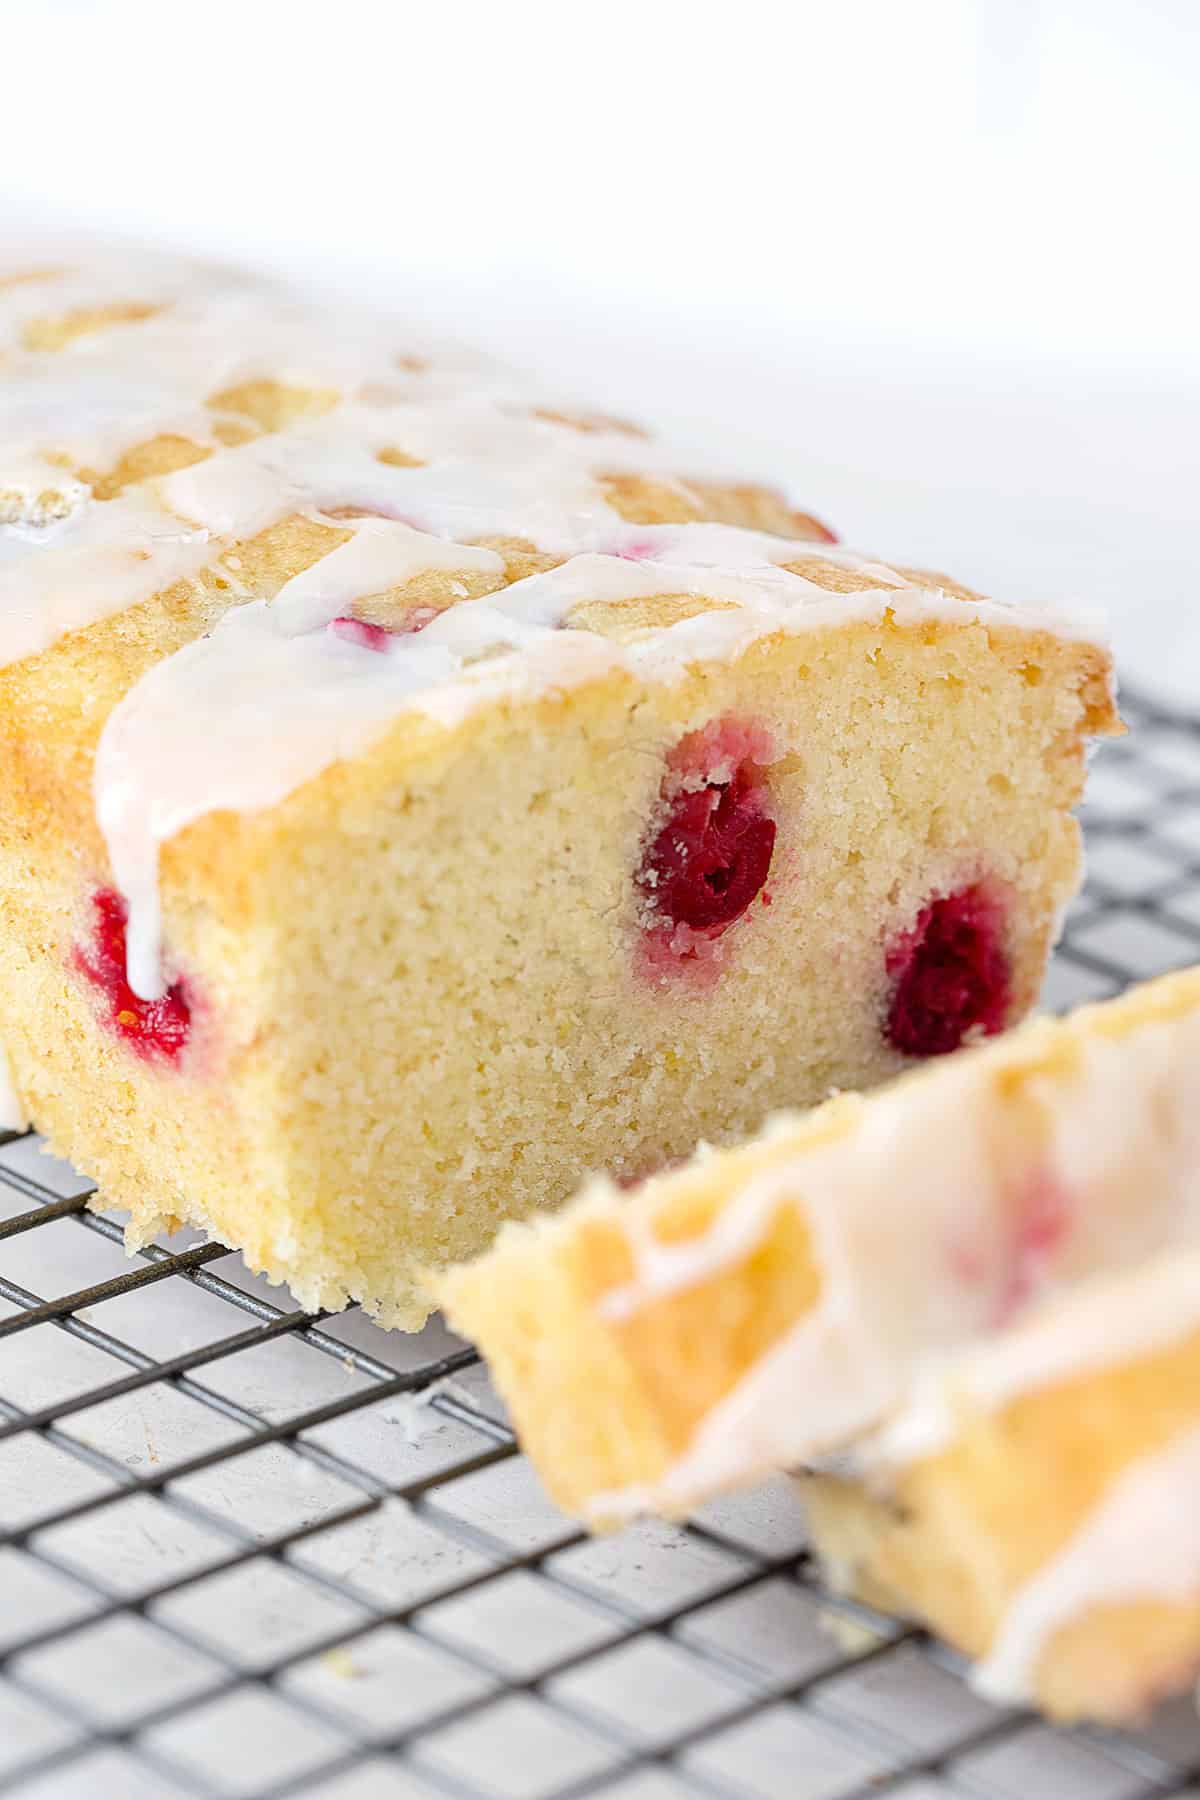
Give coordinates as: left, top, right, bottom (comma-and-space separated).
329, 608, 438, 651
640, 779, 776, 933
330, 615, 392, 652
637, 724, 776, 945
73, 889, 192, 1065
885, 883, 1010, 1057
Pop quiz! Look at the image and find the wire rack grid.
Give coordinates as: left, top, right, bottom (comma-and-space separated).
3, 688, 1200, 1800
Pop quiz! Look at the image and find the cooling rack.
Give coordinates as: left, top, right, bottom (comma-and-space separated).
3, 688, 1200, 1800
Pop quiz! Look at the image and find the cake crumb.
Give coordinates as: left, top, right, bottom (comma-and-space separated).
321, 1647, 359, 1680
818, 1605, 880, 1658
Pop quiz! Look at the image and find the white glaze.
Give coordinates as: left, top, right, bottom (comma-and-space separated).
874, 1239, 1200, 1470
599, 1171, 797, 1324
975, 1420, 1200, 1703
2, 250, 1101, 662
268, 517, 504, 636
581, 999, 1200, 1522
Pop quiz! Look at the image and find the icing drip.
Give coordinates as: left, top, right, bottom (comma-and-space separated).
874, 1243, 1200, 1471
581, 1005, 1200, 1521
267, 518, 504, 636
600, 1174, 792, 1322
975, 1423, 1200, 1703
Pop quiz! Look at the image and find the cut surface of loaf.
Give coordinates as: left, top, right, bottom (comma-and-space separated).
436, 968, 1200, 1515
801, 1243, 1200, 1724
0, 247, 1117, 1325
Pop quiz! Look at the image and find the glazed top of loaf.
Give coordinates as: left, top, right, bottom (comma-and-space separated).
0, 246, 1103, 660
0, 247, 1110, 1002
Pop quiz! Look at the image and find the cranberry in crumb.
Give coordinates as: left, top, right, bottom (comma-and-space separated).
330, 615, 393, 652
73, 889, 192, 1065
637, 722, 776, 948
640, 778, 776, 933
329, 608, 439, 651
885, 883, 1010, 1057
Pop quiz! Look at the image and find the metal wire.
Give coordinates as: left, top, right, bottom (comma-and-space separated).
3, 687, 1200, 1800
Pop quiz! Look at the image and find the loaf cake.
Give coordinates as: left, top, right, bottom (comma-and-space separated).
437, 968, 1200, 1516
802, 1244, 1200, 1723
0, 247, 1117, 1325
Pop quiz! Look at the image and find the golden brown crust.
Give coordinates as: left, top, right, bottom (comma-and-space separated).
207, 378, 340, 433
80, 434, 214, 500
780, 554, 891, 593
892, 563, 987, 603
596, 470, 834, 541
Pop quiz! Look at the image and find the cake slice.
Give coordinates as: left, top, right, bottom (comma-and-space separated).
0, 249, 1116, 1326
801, 1246, 1200, 1723
437, 969, 1200, 1515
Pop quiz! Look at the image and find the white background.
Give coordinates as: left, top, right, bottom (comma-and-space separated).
2, 0, 1197, 697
